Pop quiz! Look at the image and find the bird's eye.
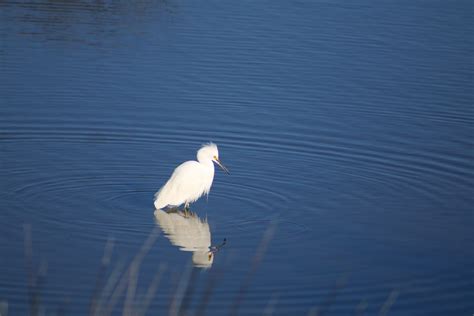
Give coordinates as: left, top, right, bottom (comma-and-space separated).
213, 155, 217, 160
208, 253, 212, 261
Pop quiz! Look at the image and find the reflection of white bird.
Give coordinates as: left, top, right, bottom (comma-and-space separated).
154, 209, 214, 268
154, 143, 229, 211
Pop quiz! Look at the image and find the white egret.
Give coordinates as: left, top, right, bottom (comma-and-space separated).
154, 143, 229, 211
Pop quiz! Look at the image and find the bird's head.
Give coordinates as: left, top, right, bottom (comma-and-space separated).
197, 143, 229, 174
192, 250, 214, 268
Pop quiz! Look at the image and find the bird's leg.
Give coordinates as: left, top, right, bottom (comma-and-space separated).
183, 202, 191, 218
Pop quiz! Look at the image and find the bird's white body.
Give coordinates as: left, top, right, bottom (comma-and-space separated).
154, 143, 227, 210
154, 160, 214, 209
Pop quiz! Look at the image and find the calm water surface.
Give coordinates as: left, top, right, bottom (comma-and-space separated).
0, 0, 473, 315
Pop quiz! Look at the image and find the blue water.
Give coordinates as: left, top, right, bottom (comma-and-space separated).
0, 0, 473, 315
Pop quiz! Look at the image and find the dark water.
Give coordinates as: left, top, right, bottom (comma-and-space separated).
1, 0, 473, 315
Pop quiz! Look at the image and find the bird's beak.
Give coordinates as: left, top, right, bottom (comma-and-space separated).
214, 158, 230, 174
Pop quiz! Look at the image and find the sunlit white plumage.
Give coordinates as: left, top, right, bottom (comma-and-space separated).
154, 143, 229, 210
